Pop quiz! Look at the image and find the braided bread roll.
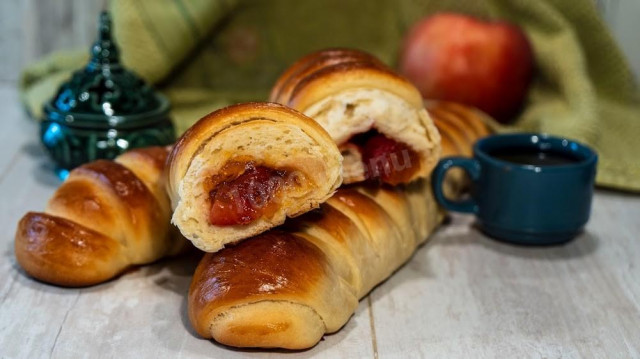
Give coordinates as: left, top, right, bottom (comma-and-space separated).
426, 101, 493, 197
270, 48, 441, 186
189, 179, 442, 349
14, 147, 185, 287
166, 102, 342, 252
426, 100, 491, 157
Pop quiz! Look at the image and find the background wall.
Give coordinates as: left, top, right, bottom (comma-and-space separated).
0, 0, 638, 85
0, 0, 106, 84
595, 0, 640, 82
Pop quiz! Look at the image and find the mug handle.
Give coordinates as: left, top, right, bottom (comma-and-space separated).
431, 157, 481, 214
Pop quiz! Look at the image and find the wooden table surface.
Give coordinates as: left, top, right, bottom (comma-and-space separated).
1, 84, 639, 359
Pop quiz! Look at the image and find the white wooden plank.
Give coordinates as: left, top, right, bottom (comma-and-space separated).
0, 85, 65, 358
41, 258, 375, 359
0, 0, 24, 82
3, 0, 104, 83
596, 0, 640, 80
371, 192, 640, 358
27, 0, 78, 58
0, 86, 41, 177
1, 250, 374, 358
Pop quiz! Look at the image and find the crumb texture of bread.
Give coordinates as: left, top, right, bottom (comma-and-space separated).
304, 88, 441, 183
269, 48, 442, 184
167, 102, 343, 253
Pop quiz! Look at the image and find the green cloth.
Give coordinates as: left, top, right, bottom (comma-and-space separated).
20, 0, 640, 192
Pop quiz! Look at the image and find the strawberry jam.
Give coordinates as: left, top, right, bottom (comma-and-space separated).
349, 130, 420, 185
208, 163, 286, 226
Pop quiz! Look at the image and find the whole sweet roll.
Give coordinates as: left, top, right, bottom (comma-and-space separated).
188, 179, 442, 349
270, 48, 441, 185
14, 147, 186, 287
166, 102, 342, 253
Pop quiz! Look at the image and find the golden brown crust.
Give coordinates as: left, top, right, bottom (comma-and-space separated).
270, 49, 377, 97
189, 231, 328, 337
433, 101, 491, 138
284, 202, 371, 294
73, 160, 159, 214
14, 147, 183, 287
270, 48, 441, 185
429, 111, 474, 157
46, 179, 121, 236
167, 102, 333, 173
166, 102, 339, 201
118, 146, 171, 173
427, 101, 494, 197
292, 204, 355, 246
14, 212, 127, 287
270, 48, 386, 104
329, 188, 396, 242
51, 160, 166, 258
426, 101, 493, 157
438, 129, 464, 157
271, 49, 422, 111
287, 63, 423, 111
270, 49, 363, 91
188, 179, 441, 349
428, 108, 477, 145
114, 146, 173, 214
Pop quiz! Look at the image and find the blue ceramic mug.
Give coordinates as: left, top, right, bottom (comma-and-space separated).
431, 133, 598, 245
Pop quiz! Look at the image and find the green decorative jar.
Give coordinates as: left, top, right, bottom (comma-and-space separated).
41, 12, 175, 180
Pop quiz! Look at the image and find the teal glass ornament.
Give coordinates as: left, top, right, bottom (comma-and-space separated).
41, 11, 175, 180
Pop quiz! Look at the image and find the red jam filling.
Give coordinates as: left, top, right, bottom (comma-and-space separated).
208, 163, 286, 226
348, 130, 420, 185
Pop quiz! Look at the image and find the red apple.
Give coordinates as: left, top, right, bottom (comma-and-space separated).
399, 13, 534, 123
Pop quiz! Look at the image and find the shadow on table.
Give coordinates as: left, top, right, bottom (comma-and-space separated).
20, 141, 61, 188
6, 241, 125, 296
144, 250, 202, 336
148, 248, 358, 356
364, 215, 599, 311
435, 223, 599, 261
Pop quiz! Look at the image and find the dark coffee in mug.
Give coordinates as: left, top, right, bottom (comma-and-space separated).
431, 133, 598, 245
490, 147, 581, 166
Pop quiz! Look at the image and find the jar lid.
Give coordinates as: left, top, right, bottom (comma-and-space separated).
43, 11, 170, 129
